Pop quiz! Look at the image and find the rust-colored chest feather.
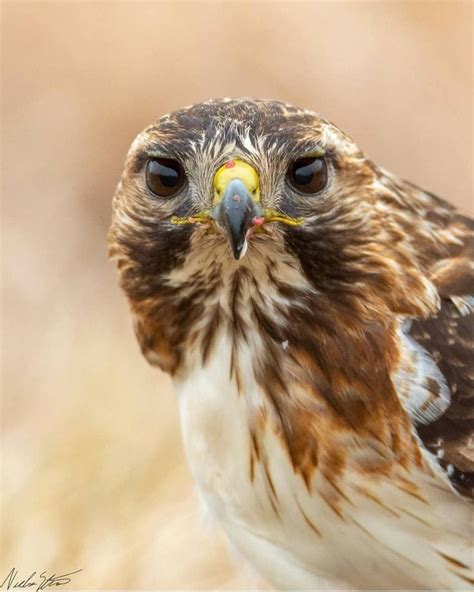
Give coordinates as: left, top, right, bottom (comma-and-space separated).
126, 237, 431, 495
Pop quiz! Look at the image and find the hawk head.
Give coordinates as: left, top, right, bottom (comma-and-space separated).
109, 98, 448, 377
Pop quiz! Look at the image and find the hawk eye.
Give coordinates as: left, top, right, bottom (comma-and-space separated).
287, 156, 327, 194
145, 158, 186, 197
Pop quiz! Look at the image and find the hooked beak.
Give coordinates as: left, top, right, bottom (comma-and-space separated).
211, 159, 263, 260
170, 158, 304, 254
213, 178, 261, 260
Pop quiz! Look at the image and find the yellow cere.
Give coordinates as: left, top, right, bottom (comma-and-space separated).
213, 159, 261, 204
171, 158, 305, 227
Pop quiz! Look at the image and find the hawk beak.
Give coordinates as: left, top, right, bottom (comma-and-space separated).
213, 178, 260, 260
211, 160, 263, 260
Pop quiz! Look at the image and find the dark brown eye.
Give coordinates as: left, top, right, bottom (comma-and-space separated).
145, 158, 186, 197
287, 156, 328, 194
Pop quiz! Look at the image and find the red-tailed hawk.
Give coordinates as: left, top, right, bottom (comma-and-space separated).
109, 99, 473, 590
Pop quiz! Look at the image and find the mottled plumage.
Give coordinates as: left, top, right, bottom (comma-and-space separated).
109, 99, 473, 590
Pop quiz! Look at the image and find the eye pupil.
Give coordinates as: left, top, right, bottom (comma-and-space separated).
294, 159, 322, 185
287, 156, 327, 194
146, 158, 185, 197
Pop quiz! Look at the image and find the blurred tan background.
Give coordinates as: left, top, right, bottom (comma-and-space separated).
1, 1, 472, 589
